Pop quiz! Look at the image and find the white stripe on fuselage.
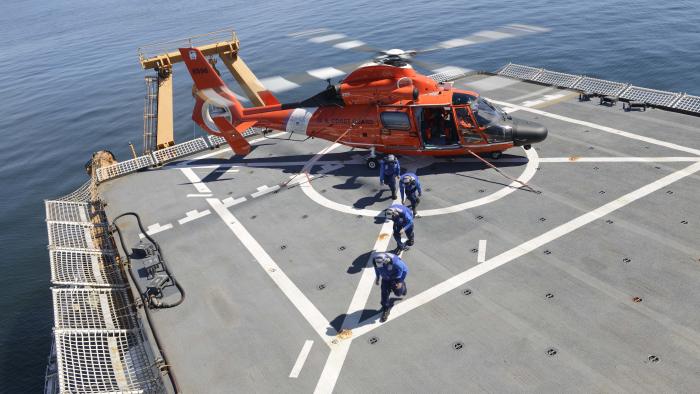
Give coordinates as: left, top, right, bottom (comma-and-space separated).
285, 107, 318, 134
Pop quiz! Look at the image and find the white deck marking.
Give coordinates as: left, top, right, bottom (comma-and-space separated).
309, 33, 346, 43
188, 131, 288, 161
489, 99, 700, 157
333, 40, 365, 50
180, 168, 211, 193
315, 218, 395, 394
221, 196, 247, 208
178, 209, 211, 225
207, 198, 333, 343
347, 161, 700, 340
307, 67, 346, 80
145, 223, 173, 235
299, 145, 539, 217
508, 86, 556, 102
521, 99, 544, 107
477, 240, 487, 263
539, 156, 700, 163
251, 185, 281, 198
259, 76, 301, 93
213, 167, 239, 173
186, 193, 213, 198
289, 340, 314, 378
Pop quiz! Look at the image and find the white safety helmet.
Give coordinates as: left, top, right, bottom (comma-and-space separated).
385, 154, 396, 163
402, 174, 415, 184
385, 207, 400, 219
373, 253, 392, 266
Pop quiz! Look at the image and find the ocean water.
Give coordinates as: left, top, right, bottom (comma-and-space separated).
1, 0, 699, 390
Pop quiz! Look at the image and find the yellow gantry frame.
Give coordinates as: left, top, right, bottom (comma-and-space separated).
139, 31, 267, 149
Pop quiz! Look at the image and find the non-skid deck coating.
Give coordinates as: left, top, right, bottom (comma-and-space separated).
101, 75, 700, 393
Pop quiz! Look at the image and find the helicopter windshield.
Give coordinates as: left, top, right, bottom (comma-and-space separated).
471, 97, 504, 127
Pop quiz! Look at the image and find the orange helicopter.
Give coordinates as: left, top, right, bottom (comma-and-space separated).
179, 46, 547, 169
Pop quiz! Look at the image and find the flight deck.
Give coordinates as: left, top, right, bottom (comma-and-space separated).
47, 72, 700, 393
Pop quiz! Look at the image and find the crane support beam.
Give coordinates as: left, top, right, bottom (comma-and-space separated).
156, 74, 174, 149
218, 53, 266, 107
140, 40, 241, 70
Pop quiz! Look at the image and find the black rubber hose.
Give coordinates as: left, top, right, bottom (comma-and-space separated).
112, 212, 185, 307
111, 215, 182, 393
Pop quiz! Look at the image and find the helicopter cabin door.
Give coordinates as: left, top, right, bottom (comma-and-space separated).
378, 108, 421, 151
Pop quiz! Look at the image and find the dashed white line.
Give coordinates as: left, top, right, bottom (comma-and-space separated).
178, 209, 211, 225
477, 240, 487, 263
347, 161, 700, 340
145, 222, 173, 235
289, 340, 314, 378
186, 193, 213, 198
222, 196, 247, 208
251, 185, 281, 198
188, 131, 288, 161
180, 168, 211, 193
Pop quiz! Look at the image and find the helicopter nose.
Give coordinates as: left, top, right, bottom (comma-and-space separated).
512, 119, 548, 146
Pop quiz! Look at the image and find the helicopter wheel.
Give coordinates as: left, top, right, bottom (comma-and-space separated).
490, 151, 503, 160
366, 158, 379, 170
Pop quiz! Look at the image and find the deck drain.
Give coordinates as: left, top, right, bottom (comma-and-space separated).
478, 189, 485, 193
250, 215, 257, 219
368, 336, 379, 345
535, 190, 542, 194
544, 250, 552, 255
655, 166, 661, 169
633, 296, 643, 303
321, 189, 327, 193
681, 220, 688, 224
593, 166, 599, 170
452, 342, 464, 350
280, 245, 287, 250
426, 188, 432, 192
546, 348, 558, 356
647, 355, 660, 363
606, 220, 614, 224
338, 246, 346, 251
545, 293, 554, 299
462, 289, 472, 296
317, 283, 326, 290
249, 170, 254, 174
302, 214, 308, 219
470, 248, 478, 253
476, 215, 484, 220
666, 190, 674, 195
584, 129, 590, 132
623, 257, 631, 264
539, 217, 546, 222
588, 146, 595, 150
536, 167, 541, 171
599, 190, 606, 194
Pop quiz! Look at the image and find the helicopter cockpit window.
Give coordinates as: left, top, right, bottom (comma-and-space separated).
455, 107, 482, 143
471, 97, 503, 127
380, 112, 411, 130
452, 93, 477, 105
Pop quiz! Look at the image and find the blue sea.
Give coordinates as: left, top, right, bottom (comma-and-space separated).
1, 0, 699, 390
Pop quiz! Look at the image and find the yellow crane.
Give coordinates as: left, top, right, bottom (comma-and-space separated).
138, 28, 267, 151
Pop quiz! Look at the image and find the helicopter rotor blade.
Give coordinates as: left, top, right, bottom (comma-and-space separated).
416, 24, 550, 54
286, 28, 380, 53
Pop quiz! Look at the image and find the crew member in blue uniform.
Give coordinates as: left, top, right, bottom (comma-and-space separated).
400, 173, 422, 216
379, 154, 401, 200
385, 204, 414, 253
372, 252, 408, 322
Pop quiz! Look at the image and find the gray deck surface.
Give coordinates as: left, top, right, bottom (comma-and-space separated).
102, 75, 700, 393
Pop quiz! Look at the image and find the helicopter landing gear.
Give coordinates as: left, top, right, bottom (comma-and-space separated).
366, 157, 379, 170
490, 151, 503, 160
366, 146, 379, 170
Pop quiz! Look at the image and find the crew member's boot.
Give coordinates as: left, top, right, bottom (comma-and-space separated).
380, 307, 390, 323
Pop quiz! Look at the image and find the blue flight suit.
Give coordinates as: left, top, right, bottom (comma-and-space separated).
399, 173, 422, 215
388, 203, 414, 250
379, 158, 401, 199
373, 253, 408, 309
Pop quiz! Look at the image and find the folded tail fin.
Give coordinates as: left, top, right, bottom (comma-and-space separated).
180, 47, 253, 155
